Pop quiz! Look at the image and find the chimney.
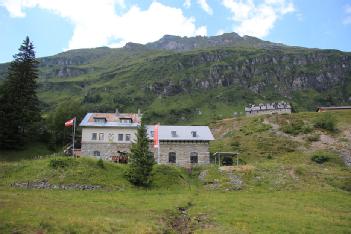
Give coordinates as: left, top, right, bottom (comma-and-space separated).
115, 109, 119, 115
137, 108, 141, 117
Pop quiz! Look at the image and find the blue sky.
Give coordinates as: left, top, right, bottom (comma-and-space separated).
0, 0, 350, 63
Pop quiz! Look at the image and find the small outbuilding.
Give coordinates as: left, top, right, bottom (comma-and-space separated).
316, 106, 351, 112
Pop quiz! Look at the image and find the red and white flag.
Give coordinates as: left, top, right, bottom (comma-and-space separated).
65, 117, 75, 127
153, 124, 159, 148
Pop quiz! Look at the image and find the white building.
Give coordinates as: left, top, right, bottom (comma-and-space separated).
79, 111, 214, 167
245, 101, 291, 116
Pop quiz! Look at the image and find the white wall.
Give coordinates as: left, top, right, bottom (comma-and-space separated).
81, 127, 137, 143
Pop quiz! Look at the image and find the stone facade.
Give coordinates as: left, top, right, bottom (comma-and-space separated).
151, 141, 210, 167
81, 142, 131, 160
81, 140, 210, 167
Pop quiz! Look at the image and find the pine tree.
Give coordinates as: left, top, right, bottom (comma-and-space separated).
0, 36, 42, 149
126, 122, 155, 186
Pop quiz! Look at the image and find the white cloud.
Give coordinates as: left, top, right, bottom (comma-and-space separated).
184, 0, 191, 8
221, 0, 295, 38
196, 0, 213, 15
343, 4, 351, 25
0, 0, 207, 49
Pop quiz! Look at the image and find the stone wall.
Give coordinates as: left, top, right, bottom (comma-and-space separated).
245, 108, 291, 116
81, 142, 131, 160
81, 141, 210, 167
151, 141, 210, 167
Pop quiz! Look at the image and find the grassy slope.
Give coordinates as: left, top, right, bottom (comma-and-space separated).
0, 142, 53, 161
30, 46, 351, 125
0, 111, 350, 233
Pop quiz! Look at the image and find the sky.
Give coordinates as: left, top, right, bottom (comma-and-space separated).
0, 0, 350, 63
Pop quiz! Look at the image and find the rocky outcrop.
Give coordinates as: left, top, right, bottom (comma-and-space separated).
11, 180, 102, 190
145, 49, 351, 99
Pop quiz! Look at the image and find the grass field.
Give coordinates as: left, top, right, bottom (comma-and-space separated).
0, 111, 350, 233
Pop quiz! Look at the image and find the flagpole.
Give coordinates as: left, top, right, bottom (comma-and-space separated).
157, 144, 160, 164
72, 117, 76, 157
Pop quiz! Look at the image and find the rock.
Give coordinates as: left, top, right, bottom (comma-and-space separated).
11, 180, 102, 191
198, 170, 208, 182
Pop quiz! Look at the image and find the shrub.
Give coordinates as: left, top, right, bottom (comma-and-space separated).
314, 113, 336, 131
125, 122, 155, 187
281, 119, 312, 135
230, 141, 240, 149
49, 157, 74, 169
311, 154, 329, 164
96, 159, 105, 169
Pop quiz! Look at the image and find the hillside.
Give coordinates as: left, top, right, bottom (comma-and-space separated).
1, 33, 351, 124
0, 111, 350, 233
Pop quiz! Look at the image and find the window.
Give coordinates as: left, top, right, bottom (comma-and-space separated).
92, 133, 97, 140
191, 131, 197, 137
125, 134, 131, 142
108, 133, 114, 142
120, 118, 132, 123
93, 151, 100, 156
99, 133, 104, 141
171, 131, 177, 137
190, 152, 198, 164
150, 131, 154, 137
94, 117, 106, 123
169, 152, 176, 163
118, 134, 123, 141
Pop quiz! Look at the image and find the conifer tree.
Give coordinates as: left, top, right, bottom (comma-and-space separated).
126, 122, 155, 186
0, 36, 41, 149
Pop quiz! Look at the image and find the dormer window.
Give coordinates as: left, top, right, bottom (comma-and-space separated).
171, 131, 177, 137
191, 131, 197, 137
120, 118, 132, 123
94, 117, 107, 123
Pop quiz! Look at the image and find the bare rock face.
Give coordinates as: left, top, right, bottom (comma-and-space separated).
144, 49, 351, 99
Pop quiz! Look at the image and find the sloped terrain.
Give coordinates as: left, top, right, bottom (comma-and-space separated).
1, 33, 351, 124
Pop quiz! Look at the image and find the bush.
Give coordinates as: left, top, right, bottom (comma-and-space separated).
311, 154, 329, 164
314, 113, 336, 131
281, 119, 312, 135
49, 157, 74, 169
96, 159, 105, 169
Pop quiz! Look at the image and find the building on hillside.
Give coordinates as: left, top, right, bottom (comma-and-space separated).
316, 106, 351, 112
146, 125, 214, 166
79, 111, 214, 167
80, 110, 141, 160
245, 101, 291, 116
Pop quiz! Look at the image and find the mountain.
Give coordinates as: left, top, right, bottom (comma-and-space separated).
145, 32, 288, 51
0, 33, 350, 124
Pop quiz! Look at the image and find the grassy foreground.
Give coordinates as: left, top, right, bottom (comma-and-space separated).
0, 156, 350, 233
0, 188, 350, 233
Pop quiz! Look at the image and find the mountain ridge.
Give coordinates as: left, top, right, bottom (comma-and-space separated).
0, 32, 350, 124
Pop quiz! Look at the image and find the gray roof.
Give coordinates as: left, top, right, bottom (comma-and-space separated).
79, 113, 140, 128
146, 125, 214, 141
